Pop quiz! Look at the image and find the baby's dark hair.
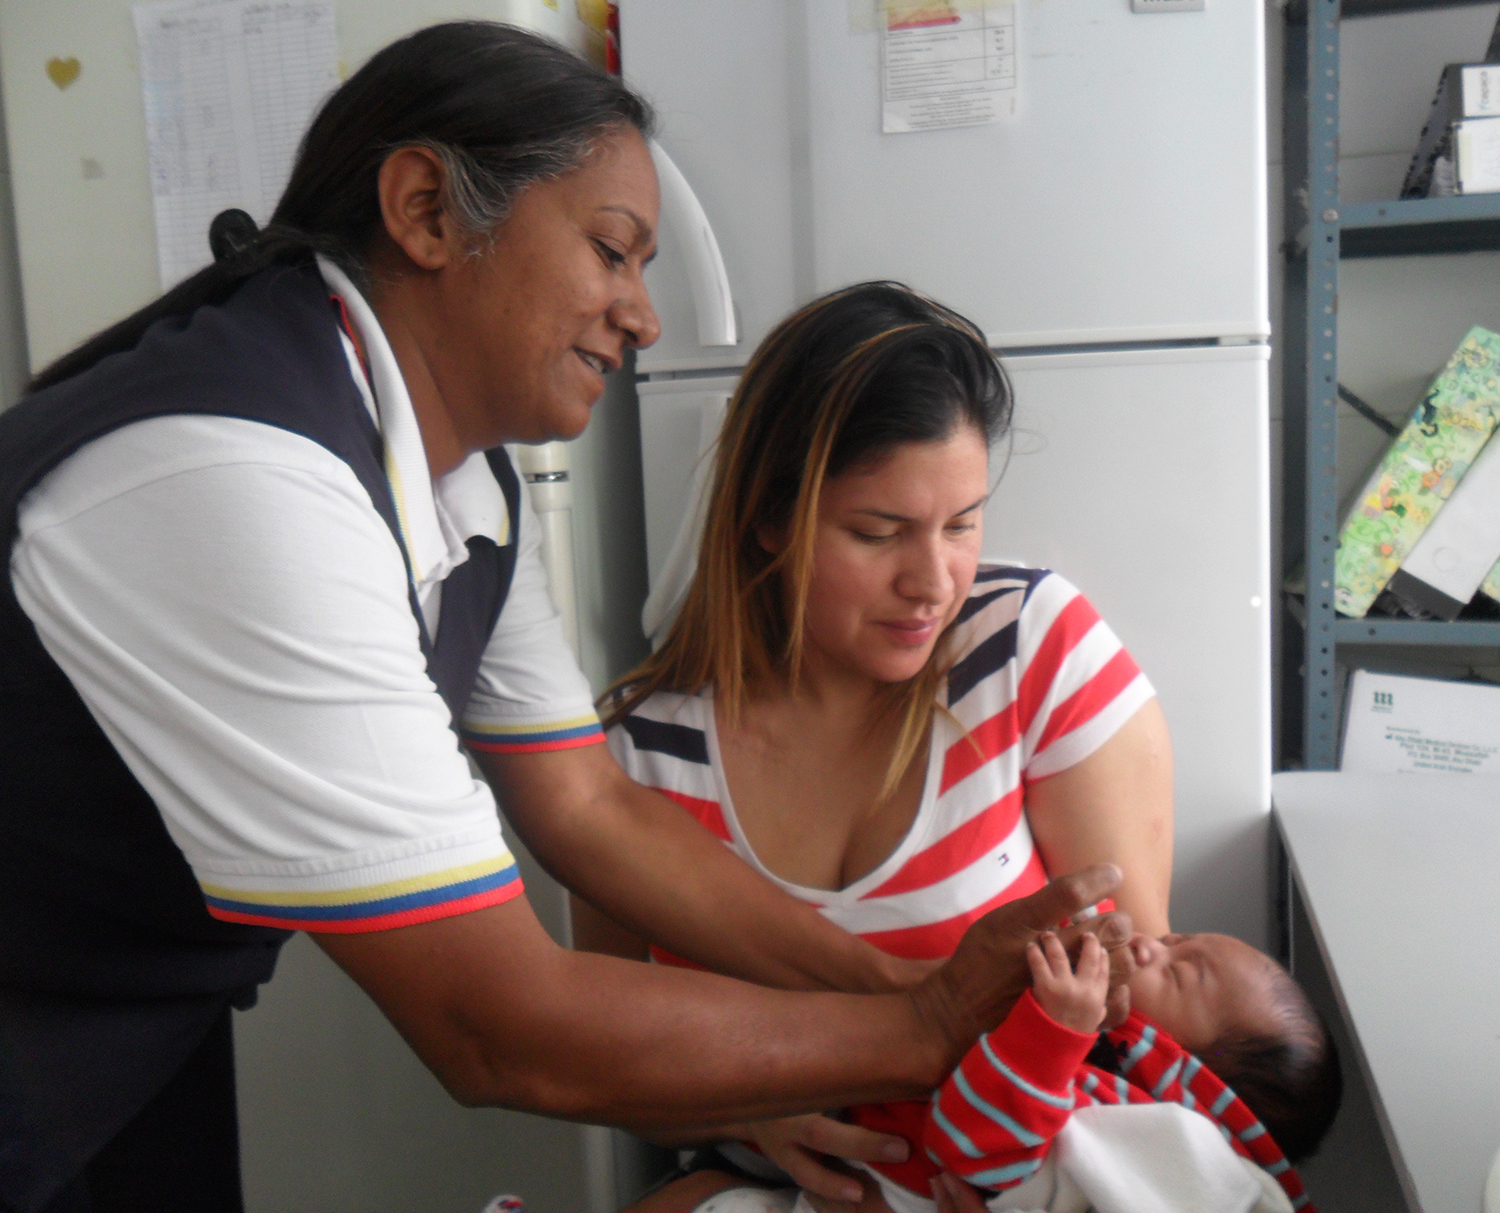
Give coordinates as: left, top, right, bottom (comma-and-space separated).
1201, 962, 1342, 1163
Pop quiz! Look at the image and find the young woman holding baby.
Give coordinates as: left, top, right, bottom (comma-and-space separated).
573, 284, 1193, 1212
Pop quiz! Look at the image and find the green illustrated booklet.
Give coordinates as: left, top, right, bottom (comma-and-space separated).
1335, 326, 1500, 618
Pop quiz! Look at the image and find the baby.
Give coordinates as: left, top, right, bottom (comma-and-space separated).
850, 928, 1342, 1210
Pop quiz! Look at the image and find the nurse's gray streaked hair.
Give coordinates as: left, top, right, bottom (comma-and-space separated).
31, 22, 654, 391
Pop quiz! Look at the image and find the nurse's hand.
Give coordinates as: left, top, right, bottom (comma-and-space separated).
910, 863, 1134, 1062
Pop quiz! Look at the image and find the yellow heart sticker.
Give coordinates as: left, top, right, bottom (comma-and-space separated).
46, 57, 81, 90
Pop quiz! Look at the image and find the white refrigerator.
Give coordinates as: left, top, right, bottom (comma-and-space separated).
624, 0, 1272, 947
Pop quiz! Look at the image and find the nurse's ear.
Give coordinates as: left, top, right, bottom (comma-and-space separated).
376, 146, 462, 272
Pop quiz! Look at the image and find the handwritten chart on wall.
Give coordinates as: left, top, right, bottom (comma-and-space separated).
132, 1, 339, 288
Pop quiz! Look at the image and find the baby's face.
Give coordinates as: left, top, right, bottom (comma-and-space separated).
1125, 932, 1280, 1054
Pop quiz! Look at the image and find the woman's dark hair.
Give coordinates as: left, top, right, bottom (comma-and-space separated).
743, 280, 1013, 531
605, 281, 1012, 796
31, 21, 653, 391
1205, 965, 1343, 1163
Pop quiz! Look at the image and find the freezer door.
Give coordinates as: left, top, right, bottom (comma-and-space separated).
989, 345, 1271, 944
623, 0, 1268, 372
636, 376, 738, 588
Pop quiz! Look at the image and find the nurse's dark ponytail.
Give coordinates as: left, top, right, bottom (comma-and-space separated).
30, 21, 653, 391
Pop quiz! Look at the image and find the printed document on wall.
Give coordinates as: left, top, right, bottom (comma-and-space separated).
133, 0, 339, 289
882, 1, 1017, 134
1341, 669, 1500, 775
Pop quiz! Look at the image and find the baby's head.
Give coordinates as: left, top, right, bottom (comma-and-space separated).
1126, 932, 1342, 1162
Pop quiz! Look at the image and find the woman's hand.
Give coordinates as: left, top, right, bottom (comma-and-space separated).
732, 1114, 911, 1204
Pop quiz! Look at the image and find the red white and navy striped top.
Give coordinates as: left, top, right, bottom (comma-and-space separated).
606, 566, 1155, 964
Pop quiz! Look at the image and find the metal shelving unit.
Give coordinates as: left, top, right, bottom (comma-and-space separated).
1282, 0, 1500, 769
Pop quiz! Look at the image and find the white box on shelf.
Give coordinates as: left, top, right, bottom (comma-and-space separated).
1462, 64, 1500, 116
1341, 669, 1500, 775
1457, 115, 1500, 193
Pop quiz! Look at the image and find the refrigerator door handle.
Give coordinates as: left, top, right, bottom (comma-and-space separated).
649, 141, 738, 348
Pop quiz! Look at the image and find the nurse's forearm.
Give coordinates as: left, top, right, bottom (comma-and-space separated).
317, 896, 944, 1127
478, 745, 922, 993
314, 866, 1129, 1129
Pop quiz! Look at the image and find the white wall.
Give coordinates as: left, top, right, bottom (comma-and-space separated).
0, 0, 594, 371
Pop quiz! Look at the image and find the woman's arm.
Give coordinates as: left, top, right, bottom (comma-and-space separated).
1024, 700, 1173, 937
569, 891, 651, 960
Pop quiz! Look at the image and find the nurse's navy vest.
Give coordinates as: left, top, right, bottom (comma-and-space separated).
0, 263, 523, 1002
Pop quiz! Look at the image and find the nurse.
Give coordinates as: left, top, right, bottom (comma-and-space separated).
0, 22, 1131, 1213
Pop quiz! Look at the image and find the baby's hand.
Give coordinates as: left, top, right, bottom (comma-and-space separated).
1026, 931, 1108, 1033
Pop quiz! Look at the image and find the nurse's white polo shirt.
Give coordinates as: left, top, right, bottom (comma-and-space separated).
9, 258, 602, 932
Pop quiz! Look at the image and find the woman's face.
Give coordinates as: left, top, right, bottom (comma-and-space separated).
796, 426, 990, 687
443, 126, 661, 446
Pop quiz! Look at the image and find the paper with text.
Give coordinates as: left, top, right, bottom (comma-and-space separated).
133, 0, 339, 288
1341, 669, 1500, 776
882, 1, 1017, 134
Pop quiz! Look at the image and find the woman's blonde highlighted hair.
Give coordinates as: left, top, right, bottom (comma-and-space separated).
605, 282, 1012, 796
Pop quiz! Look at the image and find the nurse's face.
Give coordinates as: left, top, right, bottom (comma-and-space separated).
443, 127, 661, 446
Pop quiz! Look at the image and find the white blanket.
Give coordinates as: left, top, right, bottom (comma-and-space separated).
799, 1104, 1294, 1213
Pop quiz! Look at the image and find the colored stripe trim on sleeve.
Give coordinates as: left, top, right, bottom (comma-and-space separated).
209, 879, 523, 933
463, 714, 603, 753
202, 856, 522, 930
466, 730, 604, 754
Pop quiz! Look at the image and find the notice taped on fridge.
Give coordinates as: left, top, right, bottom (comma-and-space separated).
882, 1, 1017, 133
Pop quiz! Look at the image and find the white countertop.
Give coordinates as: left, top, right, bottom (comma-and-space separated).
1274, 771, 1500, 1213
